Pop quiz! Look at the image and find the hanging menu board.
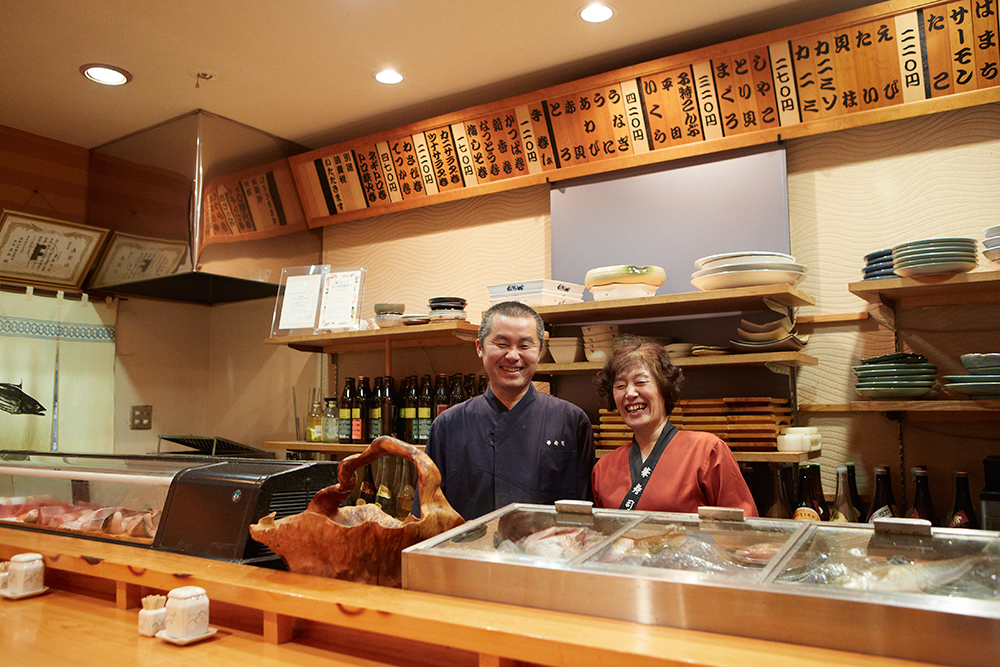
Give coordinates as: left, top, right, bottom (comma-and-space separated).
285, 0, 998, 228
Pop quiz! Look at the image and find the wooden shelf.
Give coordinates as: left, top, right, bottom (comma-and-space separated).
265, 320, 479, 354
534, 284, 814, 325
848, 270, 1000, 307
800, 400, 1000, 420
538, 351, 817, 375
261, 441, 424, 454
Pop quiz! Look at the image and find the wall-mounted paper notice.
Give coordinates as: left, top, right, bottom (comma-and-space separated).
318, 270, 363, 331
278, 273, 323, 330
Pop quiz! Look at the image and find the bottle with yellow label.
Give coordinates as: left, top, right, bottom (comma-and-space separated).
793, 465, 822, 521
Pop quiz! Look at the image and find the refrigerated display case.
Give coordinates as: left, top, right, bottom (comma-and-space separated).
403, 502, 1000, 667
0, 450, 338, 564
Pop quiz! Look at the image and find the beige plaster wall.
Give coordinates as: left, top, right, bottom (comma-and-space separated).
788, 102, 1000, 512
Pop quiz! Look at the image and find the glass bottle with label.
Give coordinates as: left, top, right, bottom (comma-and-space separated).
845, 462, 865, 523
809, 463, 830, 521
907, 468, 939, 525
764, 464, 792, 519
357, 464, 376, 505
449, 373, 466, 406
322, 397, 339, 443
374, 456, 397, 516
793, 465, 822, 521
402, 377, 418, 443
369, 376, 384, 440
477, 374, 488, 396
416, 375, 433, 443
381, 376, 396, 438
946, 471, 980, 529
353, 376, 372, 444
866, 466, 898, 522
306, 398, 324, 442
395, 460, 416, 519
433, 373, 449, 419
832, 466, 858, 522
338, 377, 355, 444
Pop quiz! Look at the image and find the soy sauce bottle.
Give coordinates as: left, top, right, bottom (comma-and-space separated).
946, 471, 980, 529
866, 466, 898, 522
793, 465, 822, 521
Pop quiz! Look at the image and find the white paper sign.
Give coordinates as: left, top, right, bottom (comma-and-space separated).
318, 271, 362, 330
278, 273, 323, 330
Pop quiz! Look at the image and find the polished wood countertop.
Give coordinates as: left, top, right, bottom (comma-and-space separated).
0, 527, 943, 667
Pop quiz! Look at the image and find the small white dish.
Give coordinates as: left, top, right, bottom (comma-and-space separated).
983, 225, 1000, 238
982, 236, 1000, 249
692, 261, 807, 277
0, 585, 49, 600
155, 627, 218, 646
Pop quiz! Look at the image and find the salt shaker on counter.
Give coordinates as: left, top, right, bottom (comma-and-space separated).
7, 553, 44, 596
164, 586, 210, 640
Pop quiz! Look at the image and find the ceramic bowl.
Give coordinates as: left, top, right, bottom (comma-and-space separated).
590, 283, 659, 301
374, 313, 403, 328
583, 331, 619, 344
982, 225, 1000, 238
961, 353, 1000, 369
373, 302, 405, 315
584, 265, 666, 289
736, 327, 789, 342
984, 236, 1000, 249
548, 340, 584, 364
585, 347, 610, 363
581, 324, 619, 337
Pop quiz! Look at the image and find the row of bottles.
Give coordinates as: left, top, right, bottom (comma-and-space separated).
765, 462, 980, 529
355, 456, 417, 519
306, 373, 488, 445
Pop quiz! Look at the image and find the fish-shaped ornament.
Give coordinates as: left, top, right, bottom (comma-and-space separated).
0, 382, 46, 415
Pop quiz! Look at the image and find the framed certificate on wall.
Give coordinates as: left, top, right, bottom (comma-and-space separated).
0, 210, 109, 289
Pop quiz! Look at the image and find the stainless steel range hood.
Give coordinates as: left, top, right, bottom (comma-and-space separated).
86, 110, 309, 304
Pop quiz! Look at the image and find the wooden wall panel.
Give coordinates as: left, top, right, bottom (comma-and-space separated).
0, 124, 88, 224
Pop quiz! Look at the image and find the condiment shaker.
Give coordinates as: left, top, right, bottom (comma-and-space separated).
7, 553, 44, 595
165, 586, 210, 639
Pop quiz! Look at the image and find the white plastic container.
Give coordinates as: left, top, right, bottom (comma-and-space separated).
165, 586, 210, 640
7, 553, 44, 595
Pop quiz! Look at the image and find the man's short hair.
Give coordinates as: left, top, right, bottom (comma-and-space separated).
477, 301, 545, 347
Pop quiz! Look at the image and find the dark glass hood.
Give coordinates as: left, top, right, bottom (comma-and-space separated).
86, 110, 308, 304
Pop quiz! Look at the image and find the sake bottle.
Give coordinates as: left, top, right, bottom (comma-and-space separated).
793, 465, 822, 521
353, 376, 372, 444
433, 373, 449, 418
809, 463, 830, 521
845, 462, 865, 524
907, 468, 939, 526
831, 466, 858, 522
449, 373, 466, 406
416, 375, 433, 443
402, 376, 418, 443
946, 471, 980, 529
381, 375, 397, 438
866, 466, 898, 522
764, 464, 792, 519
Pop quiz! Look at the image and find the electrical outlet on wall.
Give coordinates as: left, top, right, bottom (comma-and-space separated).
130, 405, 152, 430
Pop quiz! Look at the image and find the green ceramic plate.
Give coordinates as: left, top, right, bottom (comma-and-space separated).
855, 387, 933, 399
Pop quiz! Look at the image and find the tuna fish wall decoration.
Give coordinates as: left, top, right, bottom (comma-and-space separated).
0, 382, 46, 415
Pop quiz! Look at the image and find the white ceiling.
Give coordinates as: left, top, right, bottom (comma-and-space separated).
1, 0, 883, 151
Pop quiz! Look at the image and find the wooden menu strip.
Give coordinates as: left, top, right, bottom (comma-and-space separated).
287, 0, 1000, 229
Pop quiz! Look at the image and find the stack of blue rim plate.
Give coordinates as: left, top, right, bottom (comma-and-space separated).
853, 352, 937, 399
942, 353, 1000, 399
862, 248, 895, 280
892, 237, 978, 278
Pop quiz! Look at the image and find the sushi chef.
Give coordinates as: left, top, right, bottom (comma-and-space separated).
591, 336, 757, 515
426, 301, 595, 520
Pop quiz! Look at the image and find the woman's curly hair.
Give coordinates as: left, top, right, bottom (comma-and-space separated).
594, 335, 684, 413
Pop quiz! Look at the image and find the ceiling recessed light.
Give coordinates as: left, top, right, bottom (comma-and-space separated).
80, 63, 132, 86
580, 4, 614, 23
375, 69, 403, 85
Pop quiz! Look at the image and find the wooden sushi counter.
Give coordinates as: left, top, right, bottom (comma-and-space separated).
0, 528, 943, 667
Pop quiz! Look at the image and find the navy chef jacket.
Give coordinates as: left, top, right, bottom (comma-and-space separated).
425, 383, 595, 520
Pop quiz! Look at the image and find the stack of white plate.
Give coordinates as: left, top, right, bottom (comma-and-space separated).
691, 251, 806, 291
853, 357, 938, 399
487, 279, 584, 307
582, 324, 618, 363
427, 297, 467, 321
730, 314, 807, 353
891, 237, 977, 278
943, 353, 1000, 398
983, 226, 1000, 267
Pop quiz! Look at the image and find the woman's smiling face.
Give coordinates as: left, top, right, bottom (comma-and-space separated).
613, 363, 668, 435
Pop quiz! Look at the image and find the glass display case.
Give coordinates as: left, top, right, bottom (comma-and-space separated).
0, 451, 338, 564
403, 503, 1000, 667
